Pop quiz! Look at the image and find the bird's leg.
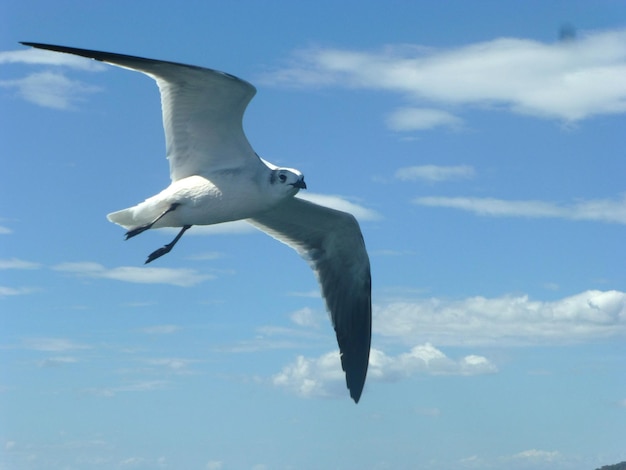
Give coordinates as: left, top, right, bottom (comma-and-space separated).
125, 203, 181, 240
144, 225, 191, 264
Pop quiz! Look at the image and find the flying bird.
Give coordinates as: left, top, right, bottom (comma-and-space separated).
21, 42, 371, 403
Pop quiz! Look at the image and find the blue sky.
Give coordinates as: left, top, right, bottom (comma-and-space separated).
2, 1, 626, 469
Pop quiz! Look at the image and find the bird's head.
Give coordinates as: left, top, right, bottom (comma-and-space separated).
270, 168, 307, 196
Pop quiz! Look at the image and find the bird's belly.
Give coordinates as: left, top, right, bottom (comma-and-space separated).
154, 175, 273, 227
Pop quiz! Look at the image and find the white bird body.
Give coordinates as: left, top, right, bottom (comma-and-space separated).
108, 171, 293, 229
22, 42, 371, 403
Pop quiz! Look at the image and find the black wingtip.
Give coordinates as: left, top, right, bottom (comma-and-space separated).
348, 376, 366, 404
19, 42, 101, 61
342, 350, 369, 404
21, 41, 51, 49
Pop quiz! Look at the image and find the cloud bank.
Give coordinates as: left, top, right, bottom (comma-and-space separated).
375, 290, 626, 346
272, 344, 497, 399
262, 29, 626, 129
272, 289, 625, 398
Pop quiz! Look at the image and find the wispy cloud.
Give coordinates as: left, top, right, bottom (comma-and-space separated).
0, 71, 101, 110
395, 165, 475, 182
375, 290, 626, 346
185, 251, 224, 261
0, 225, 12, 235
0, 48, 105, 70
0, 258, 41, 270
0, 286, 37, 297
297, 193, 381, 221
414, 194, 626, 224
289, 307, 322, 328
509, 449, 561, 463
261, 29, 626, 130
387, 107, 463, 131
53, 261, 212, 287
272, 343, 496, 399
0, 47, 104, 109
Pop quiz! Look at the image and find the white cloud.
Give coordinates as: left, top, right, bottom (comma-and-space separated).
368, 344, 497, 382
0, 48, 105, 70
0, 225, 12, 234
185, 251, 224, 260
272, 352, 344, 399
290, 307, 321, 328
296, 193, 381, 221
262, 29, 626, 128
510, 449, 561, 463
0, 47, 106, 109
53, 261, 212, 287
0, 258, 41, 269
375, 290, 626, 346
0, 286, 37, 297
414, 194, 626, 224
395, 165, 475, 182
0, 71, 101, 110
387, 107, 463, 131
206, 461, 223, 470
272, 344, 496, 399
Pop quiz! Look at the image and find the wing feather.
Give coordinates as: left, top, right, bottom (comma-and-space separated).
21, 42, 258, 181
249, 198, 371, 403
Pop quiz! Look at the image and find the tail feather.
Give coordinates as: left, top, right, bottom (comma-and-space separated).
107, 198, 170, 230
107, 207, 140, 230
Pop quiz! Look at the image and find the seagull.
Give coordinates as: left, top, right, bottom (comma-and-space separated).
22, 42, 372, 403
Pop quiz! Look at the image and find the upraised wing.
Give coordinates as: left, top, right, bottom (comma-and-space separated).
248, 198, 372, 403
21, 42, 259, 181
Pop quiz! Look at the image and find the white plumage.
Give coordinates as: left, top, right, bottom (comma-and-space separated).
22, 42, 371, 403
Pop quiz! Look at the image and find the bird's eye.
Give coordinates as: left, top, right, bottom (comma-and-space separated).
279, 174, 287, 182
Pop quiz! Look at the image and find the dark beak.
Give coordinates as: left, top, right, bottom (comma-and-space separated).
292, 178, 307, 189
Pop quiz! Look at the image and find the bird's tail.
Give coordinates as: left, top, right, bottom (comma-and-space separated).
107, 207, 140, 230
107, 197, 170, 230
